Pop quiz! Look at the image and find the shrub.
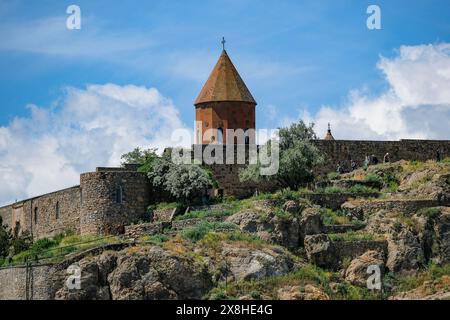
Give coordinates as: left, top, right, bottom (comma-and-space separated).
181, 221, 238, 242
319, 209, 351, 225
420, 207, 442, 219
328, 231, 375, 242
240, 120, 324, 190
364, 173, 383, 185
148, 157, 213, 205
327, 172, 340, 180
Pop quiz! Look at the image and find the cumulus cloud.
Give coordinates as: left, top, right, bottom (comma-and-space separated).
0, 84, 189, 206
302, 43, 450, 140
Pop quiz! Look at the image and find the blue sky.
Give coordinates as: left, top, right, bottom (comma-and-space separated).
1, 0, 450, 204
1, 0, 449, 128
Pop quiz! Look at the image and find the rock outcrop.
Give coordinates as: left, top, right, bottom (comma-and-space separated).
56, 246, 213, 300
344, 250, 385, 286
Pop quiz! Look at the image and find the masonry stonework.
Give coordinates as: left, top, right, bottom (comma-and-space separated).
79, 169, 150, 236
313, 139, 450, 174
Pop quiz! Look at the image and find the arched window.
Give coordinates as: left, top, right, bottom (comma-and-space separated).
116, 186, 123, 204
55, 201, 60, 220
217, 128, 223, 144
34, 207, 38, 225
244, 128, 250, 145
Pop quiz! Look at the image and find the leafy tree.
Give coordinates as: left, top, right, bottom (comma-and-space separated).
147, 156, 213, 204
122, 147, 214, 204
0, 217, 12, 259
121, 147, 159, 171
240, 120, 324, 190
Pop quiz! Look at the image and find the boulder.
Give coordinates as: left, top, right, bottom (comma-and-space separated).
56, 246, 213, 300
303, 234, 333, 268
344, 250, 385, 286
282, 200, 300, 215
221, 244, 296, 281
365, 210, 426, 272
299, 208, 323, 239
226, 208, 301, 250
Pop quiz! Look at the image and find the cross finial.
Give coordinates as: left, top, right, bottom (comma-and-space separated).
328, 123, 331, 131
221, 37, 226, 50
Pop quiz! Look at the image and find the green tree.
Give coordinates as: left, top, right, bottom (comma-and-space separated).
0, 217, 12, 259
121, 147, 158, 169
122, 148, 214, 204
240, 120, 324, 190
147, 156, 213, 204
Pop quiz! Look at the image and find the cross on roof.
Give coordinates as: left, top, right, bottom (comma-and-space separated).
221, 37, 226, 50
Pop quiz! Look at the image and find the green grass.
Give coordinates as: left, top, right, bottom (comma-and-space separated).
4, 232, 122, 266
319, 208, 351, 225
328, 231, 376, 242
152, 202, 179, 210
180, 221, 238, 242
317, 184, 379, 194
364, 173, 384, 185
139, 233, 170, 244
420, 207, 442, 219
327, 172, 340, 180
206, 264, 382, 300
384, 263, 450, 295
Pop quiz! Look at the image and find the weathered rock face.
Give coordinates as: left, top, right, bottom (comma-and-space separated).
282, 200, 301, 215
220, 244, 297, 282
226, 201, 323, 250
55, 246, 213, 300
344, 250, 385, 286
365, 210, 426, 272
303, 234, 332, 268
226, 206, 301, 250
304, 234, 387, 270
277, 284, 329, 300
434, 207, 450, 264
389, 275, 450, 300
299, 208, 323, 242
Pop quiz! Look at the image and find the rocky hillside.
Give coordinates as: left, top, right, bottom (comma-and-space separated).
5, 160, 450, 300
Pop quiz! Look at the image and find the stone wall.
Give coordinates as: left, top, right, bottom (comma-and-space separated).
304, 234, 388, 270
0, 243, 131, 300
0, 186, 81, 240
342, 199, 449, 218
0, 264, 55, 300
314, 139, 450, 174
79, 171, 151, 236
301, 193, 380, 211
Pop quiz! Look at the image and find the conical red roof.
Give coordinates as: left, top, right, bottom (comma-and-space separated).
194, 50, 256, 105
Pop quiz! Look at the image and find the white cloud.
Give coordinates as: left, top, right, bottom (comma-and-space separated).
0, 84, 189, 206
302, 43, 450, 140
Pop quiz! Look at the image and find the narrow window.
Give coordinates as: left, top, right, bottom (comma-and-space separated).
55, 201, 60, 219
116, 186, 123, 204
217, 128, 223, 144
244, 128, 250, 145
34, 207, 38, 225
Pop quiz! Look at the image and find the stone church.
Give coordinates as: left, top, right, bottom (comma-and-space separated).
1, 45, 449, 241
